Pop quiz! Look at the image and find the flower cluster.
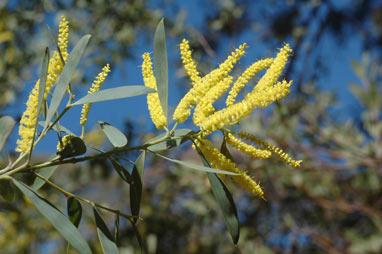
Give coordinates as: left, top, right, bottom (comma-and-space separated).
16, 16, 69, 153
57, 134, 75, 151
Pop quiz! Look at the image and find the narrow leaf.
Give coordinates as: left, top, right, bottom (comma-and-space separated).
0, 180, 15, 202
109, 158, 132, 184
71, 86, 155, 105
146, 129, 193, 152
67, 197, 82, 227
114, 215, 120, 246
221, 136, 235, 162
44, 34, 91, 131
32, 155, 59, 191
12, 179, 92, 253
39, 121, 75, 136
93, 208, 119, 254
129, 218, 145, 252
130, 151, 145, 223
154, 153, 238, 175
0, 116, 15, 152
153, 18, 168, 124
99, 121, 128, 148
37, 48, 50, 121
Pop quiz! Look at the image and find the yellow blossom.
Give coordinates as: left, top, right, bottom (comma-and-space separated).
16, 16, 69, 153
80, 64, 111, 126
142, 53, 167, 129
237, 131, 302, 167
57, 134, 75, 151
194, 138, 264, 199
225, 133, 271, 159
226, 58, 273, 106
173, 43, 247, 123
180, 39, 201, 86
57, 16, 69, 62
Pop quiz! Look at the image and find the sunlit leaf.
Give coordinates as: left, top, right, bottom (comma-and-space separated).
130, 151, 145, 223
146, 129, 193, 152
93, 208, 119, 254
38, 121, 75, 136
0, 116, 15, 152
32, 155, 59, 191
99, 121, 128, 148
71, 86, 155, 105
37, 47, 49, 120
153, 18, 168, 124
44, 35, 91, 131
12, 179, 92, 253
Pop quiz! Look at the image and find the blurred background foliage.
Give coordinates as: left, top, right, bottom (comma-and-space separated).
0, 0, 381, 253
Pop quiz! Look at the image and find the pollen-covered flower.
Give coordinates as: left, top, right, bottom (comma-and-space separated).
180, 39, 201, 86
16, 16, 70, 153
225, 133, 271, 159
58, 16, 69, 62
173, 43, 247, 123
194, 138, 264, 199
57, 134, 75, 151
226, 58, 273, 106
80, 64, 111, 126
237, 131, 302, 167
142, 53, 167, 129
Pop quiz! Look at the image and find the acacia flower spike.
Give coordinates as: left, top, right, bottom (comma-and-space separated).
173, 43, 247, 123
225, 133, 271, 159
194, 138, 264, 199
80, 64, 111, 126
237, 131, 302, 167
180, 39, 201, 86
57, 134, 75, 151
142, 53, 167, 129
16, 16, 69, 153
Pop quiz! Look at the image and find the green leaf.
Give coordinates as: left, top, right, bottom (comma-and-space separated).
44, 35, 91, 131
154, 153, 239, 175
57, 137, 87, 159
93, 208, 119, 254
71, 86, 155, 105
195, 142, 240, 244
0, 179, 15, 202
12, 179, 92, 254
221, 136, 235, 162
37, 47, 50, 120
67, 197, 82, 228
32, 155, 59, 191
0, 116, 15, 152
38, 121, 75, 136
153, 18, 168, 124
114, 215, 120, 246
130, 151, 145, 223
109, 158, 132, 184
146, 129, 193, 152
99, 121, 128, 148
129, 218, 145, 252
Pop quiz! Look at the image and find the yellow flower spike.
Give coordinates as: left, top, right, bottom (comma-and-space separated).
80, 64, 111, 126
58, 16, 69, 62
173, 43, 247, 123
180, 39, 201, 86
225, 133, 271, 159
193, 75, 233, 126
193, 138, 264, 199
237, 131, 302, 167
57, 134, 75, 151
141, 53, 167, 129
226, 58, 273, 106
16, 17, 70, 153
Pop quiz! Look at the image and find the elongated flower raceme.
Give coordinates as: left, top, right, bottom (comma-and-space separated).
16, 16, 69, 153
194, 138, 264, 199
180, 39, 201, 86
226, 58, 273, 106
225, 133, 271, 159
142, 53, 167, 129
58, 16, 69, 62
173, 43, 247, 123
80, 64, 111, 126
237, 131, 302, 167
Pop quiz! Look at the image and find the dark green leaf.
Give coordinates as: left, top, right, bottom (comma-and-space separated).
57, 137, 87, 159
114, 215, 120, 247
67, 197, 82, 227
154, 153, 239, 175
146, 129, 193, 152
44, 35, 91, 131
129, 218, 145, 252
0, 116, 15, 152
32, 155, 59, 191
130, 151, 145, 223
153, 18, 168, 124
71, 86, 155, 105
99, 121, 128, 148
37, 48, 49, 120
0, 180, 15, 202
109, 158, 132, 184
12, 179, 92, 253
221, 136, 235, 162
93, 208, 119, 254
